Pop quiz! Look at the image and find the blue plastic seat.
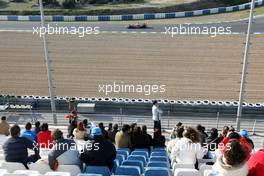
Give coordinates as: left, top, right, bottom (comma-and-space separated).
78, 174, 103, 176
117, 150, 129, 159
134, 148, 149, 153
145, 167, 170, 176
115, 166, 140, 176
147, 161, 169, 168
131, 151, 149, 160
116, 154, 125, 165
151, 147, 166, 153
151, 152, 168, 157
117, 148, 131, 154
149, 156, 169, 162
84, 166, 111, 176
127, 155, 147, 166
112, 159, 119, 173
122, 160, 144, 174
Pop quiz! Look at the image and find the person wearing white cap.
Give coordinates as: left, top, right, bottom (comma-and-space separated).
80, 127, 116, 171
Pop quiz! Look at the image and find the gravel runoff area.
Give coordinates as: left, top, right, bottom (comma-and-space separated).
0, 32, 264, 102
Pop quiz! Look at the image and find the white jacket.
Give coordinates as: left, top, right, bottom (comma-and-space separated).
171, 137, 207, 165
212, 157, 248, 176
152, 105, 163, 121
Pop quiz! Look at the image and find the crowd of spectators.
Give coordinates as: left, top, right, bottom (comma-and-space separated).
168, 122, 263, 176
0, 114, 264, 176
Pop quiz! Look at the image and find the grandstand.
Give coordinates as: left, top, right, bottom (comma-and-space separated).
0, 113, 262, 176
0, 0, 264, 174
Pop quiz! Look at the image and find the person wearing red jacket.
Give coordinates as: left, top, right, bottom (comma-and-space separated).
218, 132, 252, 159
247, 149, 264, 176
37, 123, 53, 149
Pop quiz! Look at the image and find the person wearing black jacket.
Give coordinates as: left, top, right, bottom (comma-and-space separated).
152, 128, 166, 147
98, 123, 109, 140
80, 127, 116, 171
132, 127, 151, 150
142, 125, 152, 147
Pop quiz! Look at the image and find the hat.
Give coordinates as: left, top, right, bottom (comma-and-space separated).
91, 127, 102, 136
240, 130, 248, 138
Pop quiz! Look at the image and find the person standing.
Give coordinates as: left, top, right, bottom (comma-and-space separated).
0, 116, 10, 136
152, 100, 162, 131
67, 97, 77, 113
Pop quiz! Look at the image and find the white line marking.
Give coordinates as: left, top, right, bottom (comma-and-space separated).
101, 31, 109, 33
0, 29, 32, 32
0, 29, 263, 36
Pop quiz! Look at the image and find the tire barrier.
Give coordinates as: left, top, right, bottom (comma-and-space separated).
0, 94, 264, 117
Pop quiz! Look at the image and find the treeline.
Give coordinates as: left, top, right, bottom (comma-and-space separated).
43, 0, 142, 8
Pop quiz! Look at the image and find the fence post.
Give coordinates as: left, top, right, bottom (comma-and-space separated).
167, 110, 170, 129
252, 120, 257, 136
120, 108, 123, 126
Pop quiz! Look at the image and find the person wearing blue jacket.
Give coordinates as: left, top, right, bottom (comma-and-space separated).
21, 122, 36, 142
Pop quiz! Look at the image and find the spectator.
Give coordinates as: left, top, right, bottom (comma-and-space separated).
197, 124, 207, 146
170, 127, 177, 140
37, 123, 53, 149
212, 139, 248, 176
115, 124, 131, 148
221, 126, 230, 138
248, 149, 264, 176
66, 110, 78, 124
240, 130, 254, 149
130, 123, 137, 133
34, 121, 41, 136
152, 128, 166, 147
108, 123, 113, 131
167, 126, 184, 154
83, 119, 88, 128
211, 126, 229, 151
132, 127, 150, 149
3, 125, 40, 169
218, 132, 251, 158
80, 127, 116, 171
130, 123, 137, 143
152, 100, 162, 130
0, 116, 10, 136
48, 129, 80, 170
83, 119, 91, 136
99, 122, 109, 140
67, 97, 77, 112
142, 125, 152, 148
207, 128, 219, 151
73, 122, 87, 140
21, 122, 36, 142
171, 127, 207, 165
170, 122, 183, 139
108, 124, 119, 143
67, 117, 77, 138
229, 126, 235, 132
